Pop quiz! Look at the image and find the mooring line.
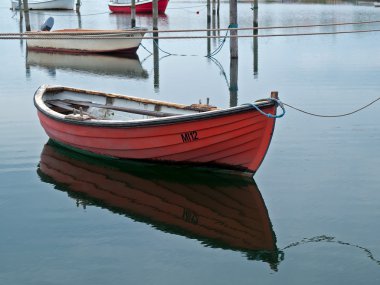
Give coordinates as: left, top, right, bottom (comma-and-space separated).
283, 96, 380, 118
282, 235, 380, 266
2, 28, 380, 40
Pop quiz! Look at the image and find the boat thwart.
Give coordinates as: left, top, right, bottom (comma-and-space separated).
34, 85, 284, 175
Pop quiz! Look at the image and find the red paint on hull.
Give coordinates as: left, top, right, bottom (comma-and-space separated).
36, 104, 276, 174
108, 0, 169, 14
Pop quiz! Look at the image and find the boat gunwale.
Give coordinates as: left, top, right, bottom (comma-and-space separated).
34, 85, 276, 128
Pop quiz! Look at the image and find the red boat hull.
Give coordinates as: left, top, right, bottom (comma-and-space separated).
108, 0, 169, 14
36, 104, 276, 175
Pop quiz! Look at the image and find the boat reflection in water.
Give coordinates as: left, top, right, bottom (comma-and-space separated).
37, 141, 284, 270
26, 51, 149, 79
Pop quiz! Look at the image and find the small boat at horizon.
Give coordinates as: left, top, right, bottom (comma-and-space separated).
108, 0, 169, 14
37, 141, 283, 269
34, 85, 283, 176
26, 28, 147, 54
11, 0, 75, 10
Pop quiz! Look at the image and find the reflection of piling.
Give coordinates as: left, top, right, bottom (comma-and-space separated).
207, 11, 211, 56
153, 32, 159, 91
23, 0, 31, 31
77, 11, 82, 29
131, 0, 136, 28
212, 0, 216, 15
207, 0, 211, 23
229, 0, 238, 58
229, 58, 238, 107
217, 0, 220, 15
18, 0, 23, 19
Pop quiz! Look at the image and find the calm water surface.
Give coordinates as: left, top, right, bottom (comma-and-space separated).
0, 1, 380, 284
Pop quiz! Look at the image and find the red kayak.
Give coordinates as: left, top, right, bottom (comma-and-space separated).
108, 0, 169, 14
34, 85, 284, 176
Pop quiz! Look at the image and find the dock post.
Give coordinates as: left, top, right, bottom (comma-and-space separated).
153, 0, 158, 31
131, 0, 136, 28
229, 58, 238, 107
153, 31, 159, 91
253, 0, 258, 76
76, 0, 80, 12
23, 0, 31, 31
271, 91, 279, 100
229, 0, 238, 58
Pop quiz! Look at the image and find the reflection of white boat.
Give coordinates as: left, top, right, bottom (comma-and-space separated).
11, 0, 75, 10
375, 2, 380, 7
26, 28, 147, 54
26, 51, 148, 79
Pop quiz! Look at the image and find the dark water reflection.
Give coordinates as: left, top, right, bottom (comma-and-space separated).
37, 141, 284, 271
26, 51, 149, 79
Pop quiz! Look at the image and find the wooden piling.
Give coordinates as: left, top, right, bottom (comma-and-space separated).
153, 0, 158, 30
229, 0, 238, 58
23, 0, 31, 32
270, 91, 279, 100
229, 58, 238, 107
131, 0, 136, 28
153, 32, 160, 91
76, 0, 80, 12
253, 0, 258, 76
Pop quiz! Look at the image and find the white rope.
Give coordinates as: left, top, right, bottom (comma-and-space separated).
2, 28, 380, 40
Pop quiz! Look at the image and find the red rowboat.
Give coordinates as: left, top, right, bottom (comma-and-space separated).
34, 85, 284, 175
38, 141, 282, 268
108, 0, 169, 14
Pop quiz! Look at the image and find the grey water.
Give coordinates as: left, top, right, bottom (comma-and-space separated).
1, 1, 380, 284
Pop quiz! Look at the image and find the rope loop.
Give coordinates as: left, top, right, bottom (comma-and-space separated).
244, 98, 286, 119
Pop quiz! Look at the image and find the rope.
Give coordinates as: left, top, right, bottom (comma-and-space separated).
283, 96, 380, 118
244, 98, 286, 119
282, 235, 380, 266
3, 28, 380, 40
3, 19, 380, 36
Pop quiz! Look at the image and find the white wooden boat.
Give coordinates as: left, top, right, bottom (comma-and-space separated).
26, 28, 147, 54
11, 0, 75, 10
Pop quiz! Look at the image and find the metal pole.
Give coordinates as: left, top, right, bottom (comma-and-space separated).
131, 0, 136, 28
23, 0, 31, 32
229, 0, 238, 58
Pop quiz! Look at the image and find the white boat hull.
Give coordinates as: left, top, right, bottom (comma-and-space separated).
11, 0, 75, 10
26, 29, 147, 54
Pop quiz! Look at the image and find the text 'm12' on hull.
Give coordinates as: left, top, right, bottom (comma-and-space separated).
26, 28, 147, 54
34, 85, 285, 176
108, 0, 169, 14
